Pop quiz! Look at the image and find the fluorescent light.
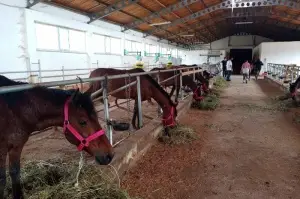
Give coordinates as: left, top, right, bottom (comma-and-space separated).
149, 21, 171, 26
180, 34, 195, 37
235, 21, 253, 25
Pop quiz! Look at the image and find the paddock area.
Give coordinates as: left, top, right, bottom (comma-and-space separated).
122, 76, 300, 199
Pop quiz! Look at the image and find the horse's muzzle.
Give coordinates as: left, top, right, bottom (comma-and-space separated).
95, 153, 114, 165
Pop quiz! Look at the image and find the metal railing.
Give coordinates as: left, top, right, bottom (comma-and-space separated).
0, 59, 160, 83
0, 64, 209, 147
267, 63, 300, 83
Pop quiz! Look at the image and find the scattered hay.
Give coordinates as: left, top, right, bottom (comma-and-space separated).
191, 94, 219, 110
213, 76, 228, 89
293, 112, 300, 124
158, 125, 197, 145
5, 159, 134, 199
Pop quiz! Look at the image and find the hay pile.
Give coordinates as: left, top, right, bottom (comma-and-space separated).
191, 94, 219, 110
5, 159, 134, 199
158, 125, 197, 145
192, 76, 227, 110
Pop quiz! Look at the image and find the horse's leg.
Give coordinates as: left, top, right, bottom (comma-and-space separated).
174, 87, 180, 102
115, 98, 120, 108
169, 85, 176, 98
9, 147, 24, 199
0, 149, 7, 199
131, 99, 138, 130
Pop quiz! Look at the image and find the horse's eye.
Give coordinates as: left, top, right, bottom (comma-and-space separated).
79, 120, 87, 126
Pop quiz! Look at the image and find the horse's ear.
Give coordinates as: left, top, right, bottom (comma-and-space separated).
70, 88, 80, 104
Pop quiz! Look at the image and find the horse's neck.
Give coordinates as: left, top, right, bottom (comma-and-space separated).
149, 84, 172, 113
25, 89, 67, 132
183, 77, 197, 90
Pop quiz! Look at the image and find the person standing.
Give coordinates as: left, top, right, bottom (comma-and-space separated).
226, 57, 233, 81
253, 58, 264, 80
241, 60, 251, 83
222, 57, 227, 78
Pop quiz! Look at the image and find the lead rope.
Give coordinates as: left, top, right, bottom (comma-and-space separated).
74, 151, 84, 188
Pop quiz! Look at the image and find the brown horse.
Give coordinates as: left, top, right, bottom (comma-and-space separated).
86, 68, 178, 130
0, 75, 114, 199
150, 66, 203, 102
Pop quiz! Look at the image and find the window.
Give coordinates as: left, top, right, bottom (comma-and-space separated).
110, 37, 121, 54
145, 44, 150, 52
172, 48, 177, 57
125, 40, 132, 51
59, 28, 69, 50
150, 45, 157, 54
36, 23, 59, 50
69, 29, 86, 52
35, 23, 86, 52
125, 40, 142, 52
93, 34, 105, 53
161, 47, 167, 54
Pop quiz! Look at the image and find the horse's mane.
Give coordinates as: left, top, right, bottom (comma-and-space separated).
0, 75, 96, 116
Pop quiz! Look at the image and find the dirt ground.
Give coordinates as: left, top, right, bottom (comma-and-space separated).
122, 76, 300, 199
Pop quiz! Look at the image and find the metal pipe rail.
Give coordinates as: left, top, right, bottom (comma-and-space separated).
3, 65, 205, 146
0, 66, 202, 94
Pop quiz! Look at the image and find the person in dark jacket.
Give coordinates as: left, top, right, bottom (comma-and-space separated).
221, 57, 227, 78
253, 58, 264, 80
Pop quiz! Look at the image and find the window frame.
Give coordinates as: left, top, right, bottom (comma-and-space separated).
94, 33, 121, 55
35, 21, 87, 54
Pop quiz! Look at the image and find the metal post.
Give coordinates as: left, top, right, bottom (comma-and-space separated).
62, 66, 65, 81
38, 59, 42, 83
102, 77, 113, 145
193, 68, 195, 81
180, 70, 183, 100
136, 76, 143, 128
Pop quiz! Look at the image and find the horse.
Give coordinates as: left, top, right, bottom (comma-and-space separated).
150, 66, 203, 102
289, 76, 300, 102
85, 68, 178, 130
180, 64, 212, 94
0, 75, 114, 199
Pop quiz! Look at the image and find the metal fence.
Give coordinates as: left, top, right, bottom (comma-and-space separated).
0, 64, 211, 147
0, 60, 161, 83
267, 63, 300, 83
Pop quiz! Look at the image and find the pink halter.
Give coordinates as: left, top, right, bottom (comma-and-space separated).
193, 87, 204, 101
201, 83, 208, 92
162, 106, 176, 127
63, 98, 105, 151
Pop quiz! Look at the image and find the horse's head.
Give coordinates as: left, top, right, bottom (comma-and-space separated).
162, 101, 178, 129
193, 84, 203, 101
64, 89, 114, 165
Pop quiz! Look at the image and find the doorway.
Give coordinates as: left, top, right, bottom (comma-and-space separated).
229, 49, 253, 74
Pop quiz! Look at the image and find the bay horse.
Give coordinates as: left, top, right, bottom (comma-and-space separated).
180, 64, 212, 94
150, 66, 203, 102
289, 76, 300, 102
86, 68, 178, 130
0, 75, 114, 199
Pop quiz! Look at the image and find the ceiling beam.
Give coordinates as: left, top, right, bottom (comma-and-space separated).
88, 0, 139, 23
123, 0, 200, 32
26, 0, 43, 8
145, 0, 300, 36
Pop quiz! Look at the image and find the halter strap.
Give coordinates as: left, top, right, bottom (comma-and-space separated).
162, 106, 176, 127
63, 98, 105, 151
193, 87, 204, 101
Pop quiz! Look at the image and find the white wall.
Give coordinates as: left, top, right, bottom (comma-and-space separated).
259, 41, 300, 73
0, 1, 184, 81
182, 35, 272, 65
